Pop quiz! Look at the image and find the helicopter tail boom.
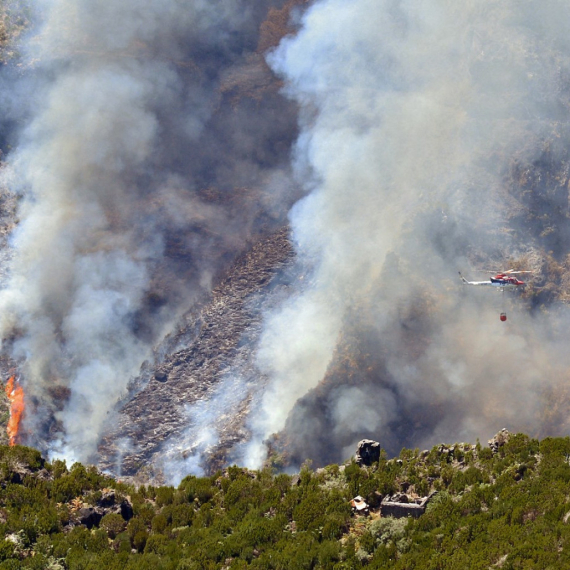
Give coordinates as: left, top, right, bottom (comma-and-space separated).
458, 272, 493, 286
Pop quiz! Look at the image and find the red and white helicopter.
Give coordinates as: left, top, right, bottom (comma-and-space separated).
458, 269, 532, 321
458, 269, 531, 289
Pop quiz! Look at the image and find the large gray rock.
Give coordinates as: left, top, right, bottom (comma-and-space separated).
96, 490, 134, 521
77, 507, 103, 529
488, 428, 510, 453
355, 439, 381, 466
380, 491, 438, 519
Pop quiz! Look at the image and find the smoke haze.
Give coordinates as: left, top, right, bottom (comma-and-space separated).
242, 0, 570, 467
4, 0, 570, 475
0, 0, 299, 463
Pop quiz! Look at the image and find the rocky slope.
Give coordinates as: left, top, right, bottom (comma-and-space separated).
99, 228, 296, 479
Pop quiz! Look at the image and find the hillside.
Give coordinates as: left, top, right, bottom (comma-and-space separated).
2, 0, 570, 500
1, 432, 570, 568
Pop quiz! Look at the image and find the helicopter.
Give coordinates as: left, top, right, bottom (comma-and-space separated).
458, 269, 532, 288
458, 270, 532, 321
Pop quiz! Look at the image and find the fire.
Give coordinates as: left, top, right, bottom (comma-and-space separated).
4, 376, 24, 446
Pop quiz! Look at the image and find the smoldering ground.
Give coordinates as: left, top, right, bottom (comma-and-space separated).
0, 0, 301, 463
239, 0, 570, 469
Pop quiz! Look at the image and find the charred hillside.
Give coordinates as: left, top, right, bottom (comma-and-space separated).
99, 228, 295, 479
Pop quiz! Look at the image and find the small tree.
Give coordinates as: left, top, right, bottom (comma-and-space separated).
100, 513, 126, 539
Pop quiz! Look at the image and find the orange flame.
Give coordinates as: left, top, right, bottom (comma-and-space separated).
5, 376, 24, 446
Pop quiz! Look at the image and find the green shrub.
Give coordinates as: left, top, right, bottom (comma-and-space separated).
162, 503, 194, 528
318, 540, 341, 569
155, 486, 174, 507
143, 533, 169, 555
134, 503, 155, 527
175, 560, 201, 570
293, 489, 327, 531
0, 445, 44, 471
0, 541, 15, 563
48, 459, 68, 479
133, 530, 149, 553
151, 513, 168, 534
322, 516, 345, 540
113, 532, 132, 554
8, 505, 60, 545
479, 447, 493, 461
127, 517, 147, 541
0, 560, 21, 570
100, 513, 126, 539
359, 531, 376, 554
179, 476, 215, 504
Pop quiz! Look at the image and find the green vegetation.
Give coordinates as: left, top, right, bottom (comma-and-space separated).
2, 434, 570, 568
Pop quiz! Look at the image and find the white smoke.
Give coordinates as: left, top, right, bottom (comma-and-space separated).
6, 0, 570, 474
243, 0, 570, 467
2, 51, 161, 461
163, 374, 250, 484
0, 0, 297, 463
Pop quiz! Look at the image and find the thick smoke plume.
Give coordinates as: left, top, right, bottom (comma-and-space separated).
0, 0, 298, 463
243, 0, 570, 467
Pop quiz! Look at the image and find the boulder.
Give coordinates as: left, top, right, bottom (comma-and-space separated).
76, 494, 133, 529
154, 368, 168, 382
291, 474, 301, 487
380, 491, 438, 519
368, 491, 383, 509
115, 499, 134, 521
97, 490, 116, 508
77, 507, 104, 529
392, 493, 409, 503
488, 428, 510, 453
355, 439, 381, 466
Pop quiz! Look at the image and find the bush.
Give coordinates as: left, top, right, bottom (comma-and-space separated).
101, 513, 126, 539
370, 517, 408, 546
155, 486, 174, 507
318, 540, 341, 569
143, 533, 169, 555
359, 531, 376, 554
8, 505, 60, 545
127, 517, 147, 541
133, 530, 149, 553
293, 489, 327, 531
0, 560, 21, 570
49, 460, 68, 479
176, 560, 201, 570
113, 532, 132, 554
179, 476, 215, 505
0, 446, 44, 471
479, 447, 493, 461
322, 515, 346, 540
0, 541, 15, 563
151, 514, 168, 535
134, 504, 155, 527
